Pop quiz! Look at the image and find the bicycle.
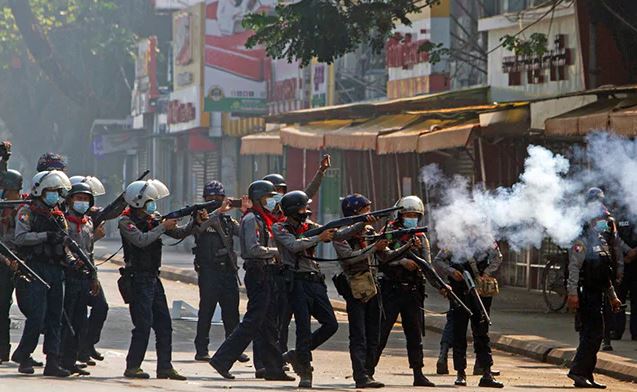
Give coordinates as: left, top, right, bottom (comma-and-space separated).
542, 251, 569, 312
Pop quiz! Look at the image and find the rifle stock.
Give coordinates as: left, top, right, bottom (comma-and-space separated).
162, 199, 223, 220
407, 251, 473, 317
93, 170, 150, 227
303, 206, 403, 237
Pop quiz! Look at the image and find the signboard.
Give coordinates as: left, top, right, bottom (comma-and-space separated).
268, 59, 306, 114
92, 130, 141, 156
203, 0, 273, 115
174, 12, 193, 66
168, 86, 202, 133
311, 63, 328, 108
131, 37, 159, 116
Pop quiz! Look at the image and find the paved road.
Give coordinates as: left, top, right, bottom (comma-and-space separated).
1, 261, 635, 391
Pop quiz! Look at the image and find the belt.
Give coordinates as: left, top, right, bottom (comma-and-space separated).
294, 271, 324, 283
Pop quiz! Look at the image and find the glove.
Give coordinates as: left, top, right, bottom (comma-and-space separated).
47, 231, 65, 244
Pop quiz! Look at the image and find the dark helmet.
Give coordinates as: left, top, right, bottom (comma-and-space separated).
585, 187, 605, 203
67, 182, 94, 205
280, 191, 310, 216
203, 180, 225, 198
341, 193, 371, 217
0, 169, 23, 191
37, 152, 68, 172
248, 180, 277, 202
263, 173, 287, 190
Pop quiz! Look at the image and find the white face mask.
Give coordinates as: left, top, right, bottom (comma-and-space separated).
273, 193, 284, 204
73, 201, 90, 215
265, 197, 277, 212
403, 217, 419, 229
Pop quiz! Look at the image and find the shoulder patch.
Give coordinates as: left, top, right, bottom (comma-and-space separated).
17, 210, 30, 224
127, 223, 137, 232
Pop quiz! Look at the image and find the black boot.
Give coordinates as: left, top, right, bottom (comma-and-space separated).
66, 365, 90, 376
567, 372, 592, 388
298, 369, 313, 389
355, 375, 385, 388
479, 369, 504, 388
436, 343, 449, 375
237, 353, 250, 363
43, 356, 71, 378
455, 370, 467, 386
88, 347, 104, 361
413, 367, 435, 387
283, 350, 303, 376
474, 363, 501, 376
587, 375, 607, 389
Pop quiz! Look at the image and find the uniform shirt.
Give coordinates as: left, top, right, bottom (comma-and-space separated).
433, 243, 503, 279
568, 233, 619, 298
118, 212, 195, 248
193, 209, 240, 264
239, 211, 278, 262
14, 203, 57, 246
0, 205, 19, 249
273, 220, 362, 273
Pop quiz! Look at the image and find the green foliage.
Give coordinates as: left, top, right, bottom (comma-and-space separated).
419, 41, 449, 65
243, 0, 441, 66
500, 32, 548, 57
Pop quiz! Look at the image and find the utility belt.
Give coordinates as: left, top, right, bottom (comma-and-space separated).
197, 259, 236, 273
65, 268, 92, 281
380, 276, 424, 297
293, 270, 325, 283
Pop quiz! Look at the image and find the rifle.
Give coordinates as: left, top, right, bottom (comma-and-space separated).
93, 169, 150, 227
0, 199, 31, 208
162, 199, 222, 220
463, 270, 491, 325
303, 206, 403, 238
363, 226, 428, 241
406, 251, 473, 317
0, 240, 50, 289
46, 214, 98, 278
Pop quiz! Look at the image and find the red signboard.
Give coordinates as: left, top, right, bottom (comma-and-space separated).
386, 33, 429, 69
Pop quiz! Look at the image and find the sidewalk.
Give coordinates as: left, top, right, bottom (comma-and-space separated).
95, 240, 637, 382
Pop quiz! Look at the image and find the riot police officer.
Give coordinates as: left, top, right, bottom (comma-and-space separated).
119, 179, 193, 380
375, 196, 435, 387
12, 170, 72, 377
209, 180, 293, 381
566, 211, 622, 388
614, 217, 637, 341
433, 244, 504, 388
272, 190, 340, 389
332, 193, 408, 389
36, 152, 68, 173
60, 179, 105, 375
0, 169, 23, 364
192, 180, 249, 363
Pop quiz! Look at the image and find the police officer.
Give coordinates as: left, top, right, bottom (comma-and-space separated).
375, 196, 436, 387
119, 179, 193, 380
60, 179, 105, 375
192, 180, 249, 363
614, 216, 637, 341
332, 193, 411, 388
567, 210, 622, 388
273, 190, 345, 389
36, 152, 68, 173
0, 169, 22, 364
12, 170, 72, 377
433, 243, 504, 388
209, 180, 293, 381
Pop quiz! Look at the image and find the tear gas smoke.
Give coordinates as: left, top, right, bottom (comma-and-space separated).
419, 135, 623, 261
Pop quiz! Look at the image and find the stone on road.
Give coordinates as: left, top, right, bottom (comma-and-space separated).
0, 263, 633, 391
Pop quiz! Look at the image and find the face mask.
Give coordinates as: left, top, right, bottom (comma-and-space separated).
265, 197, 277, 212
43, 191, 60, 207
145, 200, 157, 215
294, 212, 310, 223
403, 217, 419, 229
273, 193, 283, 204
73, 201, 90, 215
594, 219, 610, 233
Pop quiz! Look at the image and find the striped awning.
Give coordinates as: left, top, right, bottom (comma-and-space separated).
323, 114, 420, 151
222, 113, 265, 137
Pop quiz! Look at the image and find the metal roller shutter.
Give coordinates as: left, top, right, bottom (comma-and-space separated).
191, 151, 221, 203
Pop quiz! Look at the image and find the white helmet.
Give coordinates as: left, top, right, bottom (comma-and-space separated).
395, 195, 425, 216
31, 170, 72, 197
124, 179, 170, 208
70, 175, 106, 196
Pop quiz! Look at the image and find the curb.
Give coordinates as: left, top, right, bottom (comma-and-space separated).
104, 257, 637, 383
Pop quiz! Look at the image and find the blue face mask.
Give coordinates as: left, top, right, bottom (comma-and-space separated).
594, 219, 610, 233
145, 200, 157, 215
73, 201, 90, 215
403, 217, 419, 229
273, 193, 283, 204
43, 191, 60, 207
265, 197, 277, 212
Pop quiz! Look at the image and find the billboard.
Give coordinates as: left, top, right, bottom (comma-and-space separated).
131, 37, 159, 116
203, 0, 274, 115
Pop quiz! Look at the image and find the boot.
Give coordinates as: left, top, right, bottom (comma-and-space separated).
78, 353, 96, 366
237, 353, 250, 363
355, 375, 385, 388
194, 353, 211, 361
255, 368, 266, 379
478, 369, 504, 388
88, 347, 104, 361
283, 350, 303, 376
264, 371, 295, 381
587, 375, 606, 389
124, 368, 150, 379
157, 368, 187, 381
436, 343, 449, 375
474, 363, 501, 376
455, 370, 467, 386
209, 358, 235, 380
66, 365, 90, 376
413, 367, 435, 387
298, 369, 313, 389
43, 356, 71, 378
567, 372, 592, 388
601, 340, 613, 351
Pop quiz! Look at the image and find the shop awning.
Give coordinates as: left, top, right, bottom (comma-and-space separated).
610, 103, 637, 135
222, 113, 265, 137
240, 130, 282, 156
377, 119, 452, 154
323, 114, 419, 150
544, 99, 626, 136
279, 119, 354, 150
417, 122, 480, 153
